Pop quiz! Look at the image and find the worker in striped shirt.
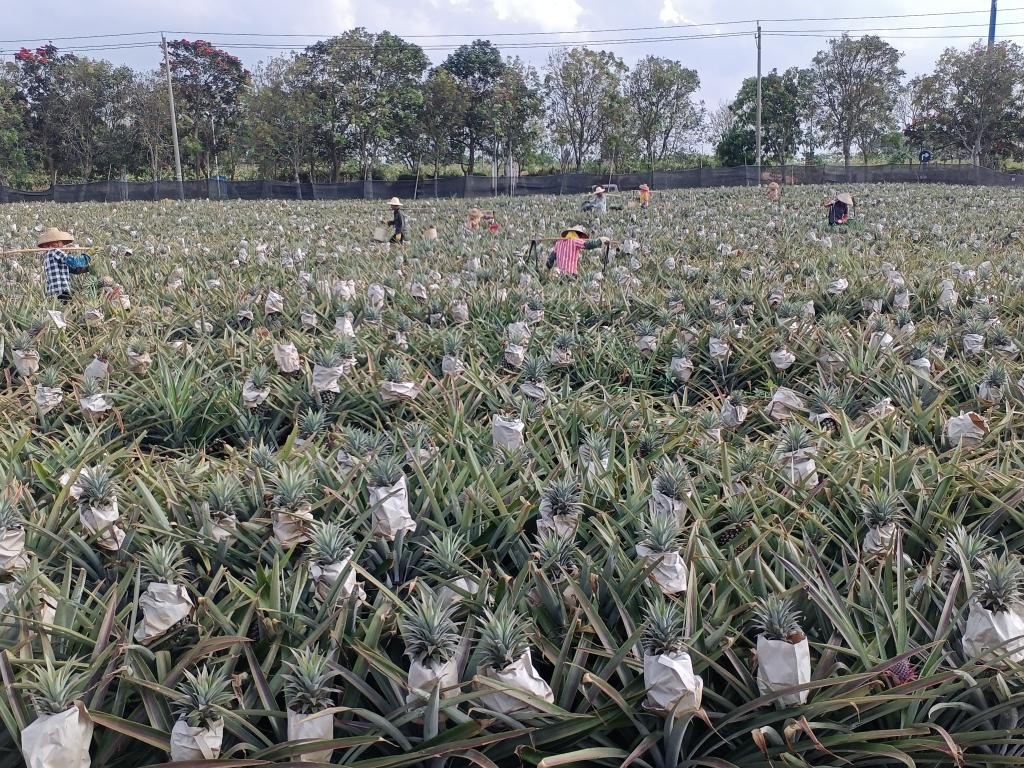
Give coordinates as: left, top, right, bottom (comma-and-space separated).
545, 225, 609, 276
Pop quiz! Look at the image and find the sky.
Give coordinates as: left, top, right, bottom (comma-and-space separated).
1, 0, 1010, 114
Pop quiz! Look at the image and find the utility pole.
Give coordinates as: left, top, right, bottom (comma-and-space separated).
755, 22, 763, 186
161, 33, 184, 201
989, 0, 998, 48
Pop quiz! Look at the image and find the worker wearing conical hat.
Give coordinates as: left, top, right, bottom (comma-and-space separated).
582, 186, 607, 213
37, 227, 90, 304
824, 192, 853, 226
382, 197, 405, 244
545, 224, 609, 276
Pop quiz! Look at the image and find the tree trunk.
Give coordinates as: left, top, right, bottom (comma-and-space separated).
467, 143, 475, 176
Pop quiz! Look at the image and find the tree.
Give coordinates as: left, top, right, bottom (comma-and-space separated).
416, 68, 467, 180
164, 39, 250, 177
13, 44, 80, 183
725, 67, 810, 167
545, 48, 625, 172
439, 40, 506, 175
247, 56, 318, 185
130, 72, 171, 183
810, 35, 903, 171
914, 42, 1024, 166
0, 62, 30, 185
624, 56, 702, 168
492, 57, 544, 173
715, 123, 755, 167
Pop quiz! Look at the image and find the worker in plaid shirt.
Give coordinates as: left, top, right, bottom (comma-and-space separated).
37, 227, 90, 303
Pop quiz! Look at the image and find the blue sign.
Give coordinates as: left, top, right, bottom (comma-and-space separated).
918, 149, 933, 164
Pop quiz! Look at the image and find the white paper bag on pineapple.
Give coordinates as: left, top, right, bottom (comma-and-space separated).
366, 283, 386, 309
35, 386, 63, 415
309, 559, 361, 602
312, 364, 344, 394
127, 351, 152, 374
756, 635, 811, 706
79, 498, 125, 551
643, 652, 703, 713
20, 702, 93, 768
379, 380, 420, 402
778, 449, 818, 487
46, 310, 67, 329
333, 279, 356, 300
407, 657, 459, 705
636, 545, 688, 595
963, 603, 1024, 663
333, 314, 355, 338
441, 356, 465, 377
721, 400, 748, 428
505, 343, 527, 368
286, 709, 334, 764
945, 411, 988, 449
669, 356, 693, 382
0, 527, 28, 574
766, 387, 806, 421
273, 343, 301, 374
13, 349, 39, 378
169, 718, 224, 761
273, 504, 314, 548
134, 582, 193, 642
770, 349, 796, 370
521, 380, 547, 401
83, 357, 108, 382
370, 476, 416, 539
477, 648, 554, 715
862, 523, 895, 557
492, 415, 524, 452
300, 311, 318, 330
264, 290, 285, 315
242, 381, 270, 409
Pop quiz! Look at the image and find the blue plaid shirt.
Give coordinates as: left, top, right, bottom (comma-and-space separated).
43, 249, 72, 297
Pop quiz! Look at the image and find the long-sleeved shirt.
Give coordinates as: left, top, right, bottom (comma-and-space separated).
550, 237, 603, 275
43, 249, 72, 297
387, 209, 405, 241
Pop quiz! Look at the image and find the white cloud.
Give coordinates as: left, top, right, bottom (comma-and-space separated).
490, 0, 583, 32
658, 0, 693, 25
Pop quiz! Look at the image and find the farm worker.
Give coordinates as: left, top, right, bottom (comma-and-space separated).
824, 192, 853, 226
383, 197, 405, 244
582, 186, 607, 213
766, 181, 780, 202
545, 225, 609, 276
638, 184, 651, 209
38, 227, 90, 304
466, 208, 485, 231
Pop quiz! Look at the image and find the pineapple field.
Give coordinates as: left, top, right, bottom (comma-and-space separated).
3, 184, 1024, 766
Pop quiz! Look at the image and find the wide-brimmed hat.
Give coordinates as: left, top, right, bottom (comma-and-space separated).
36, 227, 74, 247
594, 186, 606, 194
639, 184, 649, 191
467, 207, 484, 220
836, 192, 854, 206
387, 197, 403, 207
561, 224, 590, 238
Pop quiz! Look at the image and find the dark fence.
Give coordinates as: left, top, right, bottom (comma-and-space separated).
2, 163, 1022, 205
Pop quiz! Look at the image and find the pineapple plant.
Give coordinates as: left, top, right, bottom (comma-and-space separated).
75, 465, 124, 550
493, 408, 526, 453
532, 529, 579, 583
861, 487, 901, 558
961, 319, 986, 357
0, 495, 28, 574
651, 461, 690, 523
283, 648, 338, 763
550, 331, 576, 368
271, 464, 314, 547
307, 520, 360, 602
403, 421, 437, 466
721, 390, 748, 428
637, 511, 687, 594
941, 525, 992, 588
579, 431, 610, 478
203, 473, 242, 542
752, 594, 811, 706
714, 495, 753, 552
34, 367, 64, 416
538, 476, 582, 537
135, 541, 193, 642
78, 375, 112, 420
170, 667, 232, 761
401, 586, 461, 703
635, 319, 659, 355
12, 330, 39, 378
379, 356, 419, 402
520, 354, 549, 401
20, 661, 92, 768
242, 364, 272, 413
311, 348, 344, 407
425, 530, 477, 602
635, 427, 661, 459
774, 424, 817, 487
697, 409, 722, 443
476, 605, 554, 715
978, 360, 1007, 404
641, 596, 702, 713
366, 454, 414, 539
441, 331, 466, 377
964, 555, 1024, 663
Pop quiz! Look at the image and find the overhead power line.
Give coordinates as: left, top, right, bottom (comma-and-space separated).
3, 5, 1024, 45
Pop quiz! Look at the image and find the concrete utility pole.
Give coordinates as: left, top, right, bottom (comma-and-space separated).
162, 33, 184, 200
989, 0, 998, 47
755, 22, 762, 186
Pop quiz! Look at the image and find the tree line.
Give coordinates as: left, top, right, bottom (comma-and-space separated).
0, 31, 1020, 187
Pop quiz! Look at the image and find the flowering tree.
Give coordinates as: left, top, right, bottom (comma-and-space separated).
164, 39, 250, 177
